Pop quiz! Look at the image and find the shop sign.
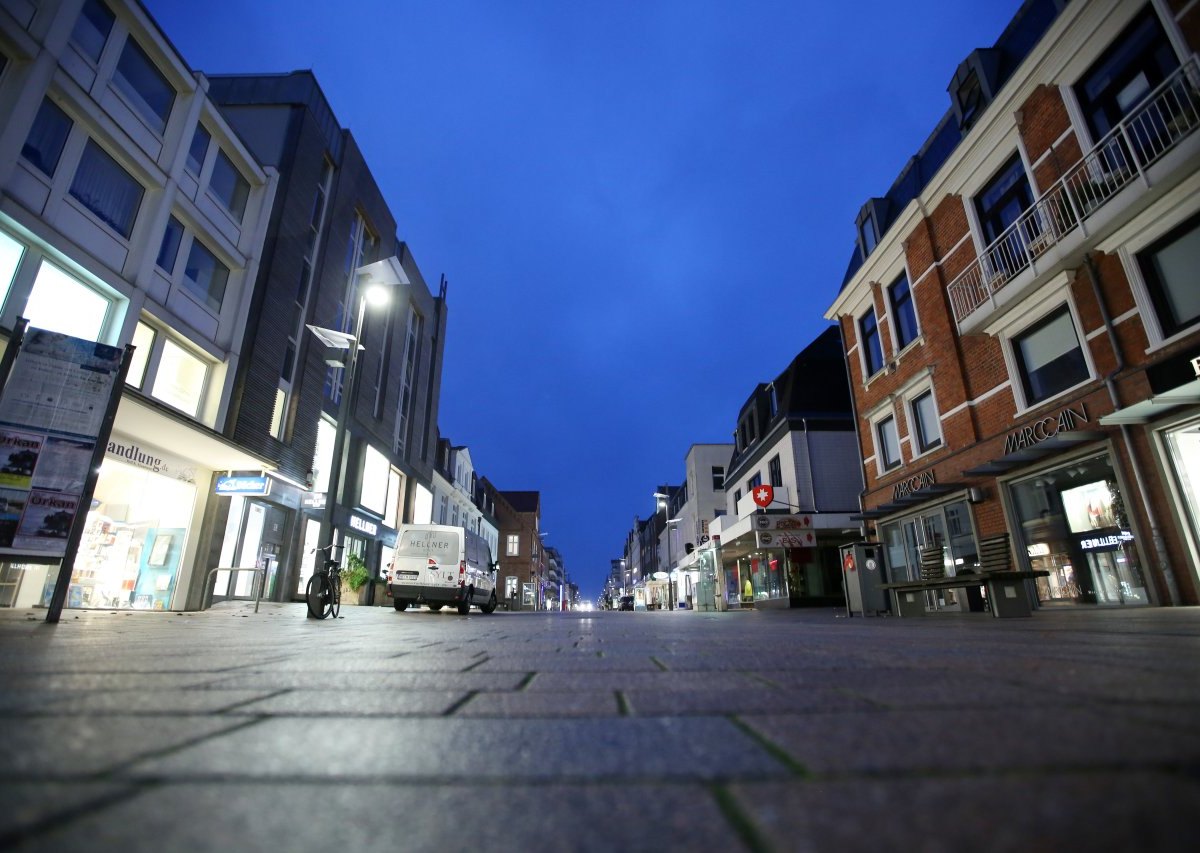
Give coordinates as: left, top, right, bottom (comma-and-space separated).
756, 529, 816, 549
753, 514, 813, 530
106, 435, 197, 484
349, 514, 378, 536
1004, 403, 1090, 454
302, 492, 326, 509
215, 474, 271, 496
1193, 355, 1200, 378
1080, 530, 1133, 551
1148, 349, 1200, 393
892, 470, 936, 501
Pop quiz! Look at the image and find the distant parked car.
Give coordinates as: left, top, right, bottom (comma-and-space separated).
617, 595, 635, 611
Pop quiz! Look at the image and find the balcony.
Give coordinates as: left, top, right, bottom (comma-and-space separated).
948, 58, 1200, 332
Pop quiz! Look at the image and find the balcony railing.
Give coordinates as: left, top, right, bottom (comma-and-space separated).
948, 57, 1200, 327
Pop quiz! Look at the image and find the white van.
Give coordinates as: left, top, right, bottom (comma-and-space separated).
386, 524, 498, 614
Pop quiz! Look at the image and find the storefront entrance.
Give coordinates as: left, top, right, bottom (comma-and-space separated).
880, 500, 982, 614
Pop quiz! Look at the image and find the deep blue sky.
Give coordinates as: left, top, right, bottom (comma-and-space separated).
146, 0, 1020, 599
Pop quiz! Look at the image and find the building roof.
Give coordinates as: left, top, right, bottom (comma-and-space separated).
499, 490, 541, 513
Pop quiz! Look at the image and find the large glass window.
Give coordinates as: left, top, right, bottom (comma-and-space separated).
25, 261, 109, 340
975, 153, 1034, 247
156, 215, 184, 273
150, 338, 207, 417
1138, 213, 1200, 339
311, 419, 335, 495
209, 150, 249, 221
889, 273, 918, 350
877, 415, 901, 471
1012, 306, 1089, 406
126, 321, 155, 389
1, 230, 25, 306
360, 444, 389, 515
860, 309, 884, 376
182, 238, 229, 312
911, 390, 942, 453
113, 38, 174, 132
1074, 6, 1176, 142
71, 0, 114, 63
21, 99, 73, 177
69, 140, 143, 238
1009, 455, 1147, 605
768, 454, 783, 488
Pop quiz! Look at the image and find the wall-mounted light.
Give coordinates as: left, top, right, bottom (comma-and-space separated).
968, 486, 985, 504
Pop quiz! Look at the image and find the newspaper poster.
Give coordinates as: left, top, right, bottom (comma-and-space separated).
11, 489, 80, 552
0, 429, 44, 489
31, 436, 95, 493
0, 487, 28, 549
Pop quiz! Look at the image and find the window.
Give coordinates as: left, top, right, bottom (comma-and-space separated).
1012, 306, 1089, 406
209, 150, 249, 221
768, 384, 778, 418
1, 230, 25, 305
21, 99, 72, 177
1074, 7, 1176, 142
956, 72, 984, 130
361, 444, 390, 514
126, 321, 155, 389
877, 415, 902, 471
506, 534, 520, 556
149, 338, 207, 417
860, 212, 878, 259
748, 472, 762, 491
156, 215, 184, 272
911, 390, 942, 453
975, 153, 1034, 247
768, 454, 783, 488
394, 309, 424, 455
733, 489, 742, 506
1138, 213, 1200, 338
711, 466, 725, 491
311, 419, 335, 494
385, 468, 403, 529
71, 0, 114, 63
182, 238, 229, 312
889, 273, 918, 350
25, 261, 109, 340
113, 38, 175, 132
860, 309, 884, 376
186, 125, 210, 174
69, 140, 144, 238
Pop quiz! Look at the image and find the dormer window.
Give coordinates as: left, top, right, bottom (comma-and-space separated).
956, 72, 983, 130
949, 48, 1001, 132
859, 212, 878, 259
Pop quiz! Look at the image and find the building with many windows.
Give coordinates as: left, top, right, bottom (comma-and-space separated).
825, 0, 1200, 610
487, 484, 544, 609
1, 0, 278, 610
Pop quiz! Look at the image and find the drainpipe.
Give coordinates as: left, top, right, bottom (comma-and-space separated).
836, 323, 871, 540
1082, 255, 1178, 605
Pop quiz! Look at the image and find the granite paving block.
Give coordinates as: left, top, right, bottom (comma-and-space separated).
0, 716, 250, 776
5, 781, 746, 853
525, 671, 764, 691
30, 689, 275, 715
625, 687, 874, 716
473, 654, 664, 672
0, 781, 134, 838
739, 706, 1200, 775
454, 690, 620, 717
728, 771, 1200, 853
0, 673, 232, 691
204, 671, 527, 691
128, 716, 790, 781
226, 688, 466, 716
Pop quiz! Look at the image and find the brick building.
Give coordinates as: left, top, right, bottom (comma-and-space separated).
826, 0, 1200, 610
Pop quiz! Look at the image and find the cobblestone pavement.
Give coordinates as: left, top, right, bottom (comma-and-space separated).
1, 602, 1199, 852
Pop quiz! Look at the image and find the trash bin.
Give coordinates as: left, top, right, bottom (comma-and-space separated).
841, 542, 889, 616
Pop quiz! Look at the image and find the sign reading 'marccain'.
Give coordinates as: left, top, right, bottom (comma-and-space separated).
1005, 403, 1089, 454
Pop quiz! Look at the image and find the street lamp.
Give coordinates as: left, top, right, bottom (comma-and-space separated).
307, 259, 410, 580
653, 491, 680, 611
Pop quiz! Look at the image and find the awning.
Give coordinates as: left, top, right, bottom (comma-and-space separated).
114, 393, 277, 472
1099, 379, 1200, 425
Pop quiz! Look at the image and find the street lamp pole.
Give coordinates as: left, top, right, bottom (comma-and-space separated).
653, 491, 678, 611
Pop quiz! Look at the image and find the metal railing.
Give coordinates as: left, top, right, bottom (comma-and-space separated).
948, 57, 1200, 326
204, 566, 266, 612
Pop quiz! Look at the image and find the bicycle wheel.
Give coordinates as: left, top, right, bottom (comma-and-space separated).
305, 573, 331, 619
329, 573, 341, 619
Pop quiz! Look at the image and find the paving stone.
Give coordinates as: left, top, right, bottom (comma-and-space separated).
204, 671, 527, 691
227, 689, 466, 716
27, 689, 275, 715
625, 687, 873, 716
454, 690, 620, 717
0, 781, 134, 837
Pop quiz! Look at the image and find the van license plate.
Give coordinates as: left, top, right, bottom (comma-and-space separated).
397, 571, 419, 578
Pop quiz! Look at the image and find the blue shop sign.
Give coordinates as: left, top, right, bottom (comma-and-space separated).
216, 474, 271, 496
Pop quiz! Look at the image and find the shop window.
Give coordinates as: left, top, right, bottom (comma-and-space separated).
69, 140, 144, 239
1012, 305, 1090, 406
360, 444, 389, 515
768, 454, 783, 488
71, 0, 114, 64
1137, 212, 1200, 339
877, 415, 901, 471
385, 468, 403, 528
209, 150, 249, 221
182, 238, 229, 312
186, 124, 210, 174
1, 230, 25, 307
113, 37, 175, 133
860, 309, 884, 376
125, 321, 155, 389
21, 99, 73, 177
911, 389, 942, 453
150, 337, 207, 417
156, 215, 184, 273
25, 261, 109, 340
889, 273, 918, 350
1074, 6, 1176, 142
311, 418, 335, 494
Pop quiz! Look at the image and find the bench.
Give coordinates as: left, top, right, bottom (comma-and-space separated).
879, 535, 1048, 618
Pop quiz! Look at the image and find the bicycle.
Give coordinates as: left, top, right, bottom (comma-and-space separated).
305, 543, 344, 620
